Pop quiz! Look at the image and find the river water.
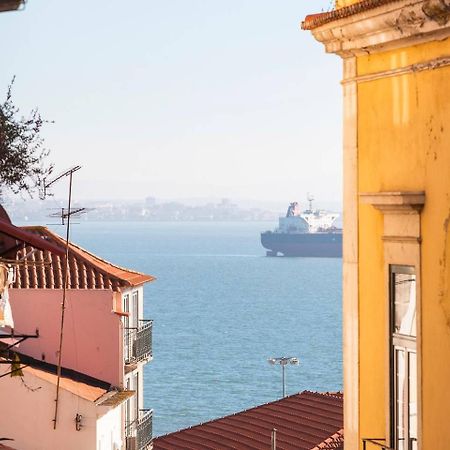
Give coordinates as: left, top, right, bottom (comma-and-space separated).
67, 221, 342, 437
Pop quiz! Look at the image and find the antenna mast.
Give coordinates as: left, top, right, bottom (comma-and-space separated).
42, 165, 82, 430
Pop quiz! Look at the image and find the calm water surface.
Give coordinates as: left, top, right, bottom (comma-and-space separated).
65, 221, 342, 437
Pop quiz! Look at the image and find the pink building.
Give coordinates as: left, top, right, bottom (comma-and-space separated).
0, 213, 155, 450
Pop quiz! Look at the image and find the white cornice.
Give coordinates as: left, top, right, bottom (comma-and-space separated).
311, 0, 450, 57
359, 191, 425, 213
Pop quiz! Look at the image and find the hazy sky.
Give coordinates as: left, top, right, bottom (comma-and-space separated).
0, 1, 342, 204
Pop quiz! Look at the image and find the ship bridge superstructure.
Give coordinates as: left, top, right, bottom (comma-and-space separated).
300, 210, 339, 233
276, 200, 339, 234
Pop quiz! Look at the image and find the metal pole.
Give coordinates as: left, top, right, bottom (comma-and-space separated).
268, 356, 298, 399
53, 170, 73, 429
271, 428, 277, 450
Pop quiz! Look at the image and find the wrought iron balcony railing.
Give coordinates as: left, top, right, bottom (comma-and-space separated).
137, 409, 153, 450
362, 438, 395, 450
125, 409, 153, 450
363, 437, 418, 450
124, 320, 153, 364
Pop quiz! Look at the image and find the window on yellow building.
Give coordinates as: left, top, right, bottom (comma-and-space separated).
390, 266, 418, 450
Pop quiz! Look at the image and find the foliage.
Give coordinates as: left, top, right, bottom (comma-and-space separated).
0, 78, 53, 196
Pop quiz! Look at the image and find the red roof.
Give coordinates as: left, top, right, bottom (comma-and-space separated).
24, 363, 108, 402
0, 0, 23, 13
3, 353, 134, 405
153, 391, 343, 450
302, 0, 401, 30
5, 226, 154, 291
0, 218, 64, 258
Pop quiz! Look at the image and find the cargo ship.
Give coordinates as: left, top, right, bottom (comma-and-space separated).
261, 197, 342, 257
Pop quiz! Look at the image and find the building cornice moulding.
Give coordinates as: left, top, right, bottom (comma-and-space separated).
310, 0, 450, 57
341, 54, 450, 84
361, 191, 424, 241
359, 191, 425, 213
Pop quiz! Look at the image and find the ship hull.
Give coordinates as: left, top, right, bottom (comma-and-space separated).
261, 231, 342, 257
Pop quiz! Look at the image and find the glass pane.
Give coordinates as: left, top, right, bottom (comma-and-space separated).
396, 349, 406, 450
394, 273, 416, 337
409, 352, 418, 450
124, 294, 130, 327
133, 291, 139, 325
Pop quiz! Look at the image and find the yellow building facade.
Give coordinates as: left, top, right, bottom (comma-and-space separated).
303, 1, 450, 449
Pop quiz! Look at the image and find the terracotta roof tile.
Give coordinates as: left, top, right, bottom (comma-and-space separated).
0, 218, 64, 257
153, 391, 343, 450
95, 389, 135, 407
6, 226, 155, 291
0, 0, 23, 13
25, 364, 108, 402
5, 353, 139, 405
0, 353, 112, 402
302, 0, 402, 30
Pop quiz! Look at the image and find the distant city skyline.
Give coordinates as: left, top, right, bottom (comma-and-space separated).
6, 194, 343, 225
0, 1, 341, 203
5, 193, 342, 213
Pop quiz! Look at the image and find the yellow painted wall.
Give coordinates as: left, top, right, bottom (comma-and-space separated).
356, 37, 450, 448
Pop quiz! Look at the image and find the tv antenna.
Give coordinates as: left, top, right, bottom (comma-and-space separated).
47, 207, 87, 226
41, 165, 83, 430
42, 166, 89, 225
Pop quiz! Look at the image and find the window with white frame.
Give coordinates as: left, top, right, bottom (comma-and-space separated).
132, 290, 139, 328
390, 265, 418, 450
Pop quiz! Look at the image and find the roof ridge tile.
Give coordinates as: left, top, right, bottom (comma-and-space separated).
302, 0, 402, 30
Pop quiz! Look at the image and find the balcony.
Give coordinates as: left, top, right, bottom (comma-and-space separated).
124, 320, 153, 365
363, 437, 418, 450
362, 438, 394, 450
125, 409, 153, 450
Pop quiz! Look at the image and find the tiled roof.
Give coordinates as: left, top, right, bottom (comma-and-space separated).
302, 0, 402, 30
1, 352, 112, 402
0, 0, 23, 13
153, 391, 343, 450
6, 354, 135, 406
25, 365, 108, 402
96, 389, 136, 407
6, 226, 154, 291
0, 214, 64, 258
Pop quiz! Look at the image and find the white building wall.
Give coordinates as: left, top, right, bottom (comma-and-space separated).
96, 406, 122, 450
122, 285, 149, 442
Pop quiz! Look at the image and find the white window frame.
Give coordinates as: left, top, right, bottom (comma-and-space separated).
390, 265, 418, 450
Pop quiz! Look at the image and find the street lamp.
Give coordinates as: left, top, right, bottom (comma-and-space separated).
268, 356, 299, 398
